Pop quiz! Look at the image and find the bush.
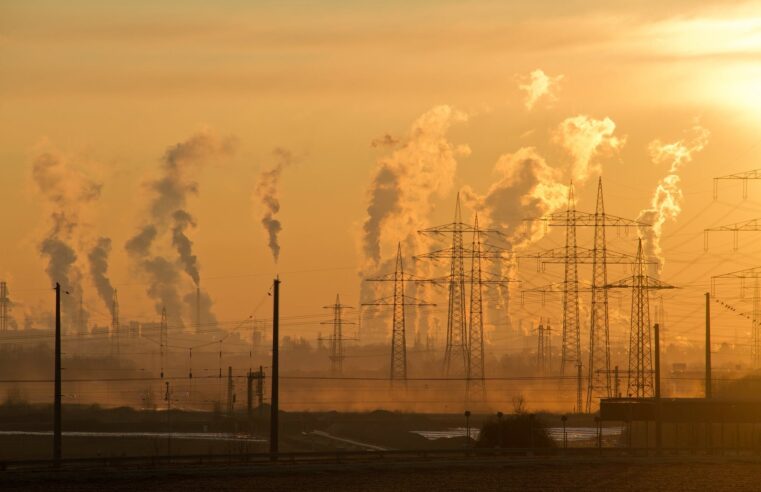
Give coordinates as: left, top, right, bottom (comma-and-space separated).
476, 413, 554, 448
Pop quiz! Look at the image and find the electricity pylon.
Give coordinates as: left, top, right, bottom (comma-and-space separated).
704, 218, 761, 251
111, 289, 120, 357
467, 215, 486, 399
417, 206, 514, 397
536, 318, 552, 375
713, 168, 761, 200
160, 307, 167, 379
0, 282, 9, 334
588, 178, 610, 413
319, 294, 356, 375
606, 239, 675, 398
417, 194, 502, 378
711, 265, 761, 369
364, 243, 434, 382
523, 178, 650, 412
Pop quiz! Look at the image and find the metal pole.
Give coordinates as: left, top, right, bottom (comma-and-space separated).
270, 278, 280, 457
655, 323, 662, 452
54, 282, 62, 464
496, 411, 503, 449
464, 410, 471, 448
706, 292, 712, 399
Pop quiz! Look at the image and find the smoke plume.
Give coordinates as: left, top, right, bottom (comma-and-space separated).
126, 131, 235, 322
88, 237, 115, 314
519, 69, 563, 110
32, 146, 101, 333
171, 210, 199, 285
362, 105, 469, 267
554, 115, 625, 184
637, 124, 710, 274
254, 148, 293, 263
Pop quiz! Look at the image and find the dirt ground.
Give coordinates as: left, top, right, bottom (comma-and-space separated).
3, 460, 761, 491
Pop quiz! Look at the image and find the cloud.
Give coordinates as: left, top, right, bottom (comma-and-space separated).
519, 69, 563, 110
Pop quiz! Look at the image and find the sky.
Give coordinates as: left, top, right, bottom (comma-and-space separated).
3, 0, 761, 356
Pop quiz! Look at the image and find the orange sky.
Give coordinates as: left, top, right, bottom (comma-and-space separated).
3, 1, 761, 356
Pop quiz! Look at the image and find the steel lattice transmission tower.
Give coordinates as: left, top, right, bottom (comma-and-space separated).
0, 281, 9, 334
704, 218, 761, 251
111, 289, 120, 357
467, 215, 486, 398
417, 205, 513, 394
536, 318, 552, 375
365, 244, 435, 382
587, 178, 611, 412
713, 168, 761, 200
560, 186, 581, 387
606, 239, 675, 397
160, 307, 168, 379
444, 195, 467, 376
320, 294, 355, 375
711, 266, 761, 369
522, 178, 651, 411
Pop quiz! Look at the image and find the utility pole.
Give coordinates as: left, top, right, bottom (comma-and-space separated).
705, 292, 712, 399
270, 277, 280, 457
754, 279, 761, 370
54, 282, 62, 464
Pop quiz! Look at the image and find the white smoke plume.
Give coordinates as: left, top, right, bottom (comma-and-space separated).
32, 145, 101, 333
519, 69, 563, 110
87, 237, 115, 315
362, 105, 469, 268
554, 115, 625, 184
464, 147, 567, 249
254, 148, 293, 263
359, 105, 469, 344
638, 124, 710, 274
126, 131, 235, 323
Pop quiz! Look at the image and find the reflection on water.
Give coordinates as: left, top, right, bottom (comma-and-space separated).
411, 428, 481, 440
0, 431, 265, 443
412, 426, 623, 443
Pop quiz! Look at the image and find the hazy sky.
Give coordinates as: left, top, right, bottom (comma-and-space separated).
3, 0, 761, 354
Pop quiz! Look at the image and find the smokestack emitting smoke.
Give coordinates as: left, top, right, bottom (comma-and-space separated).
638, 124, 710, 275
32, 145, 101, 332
88, 237, 115, 315
125, 131, 235, 323
254, 148, 293, 263
519, 69, 563, 110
